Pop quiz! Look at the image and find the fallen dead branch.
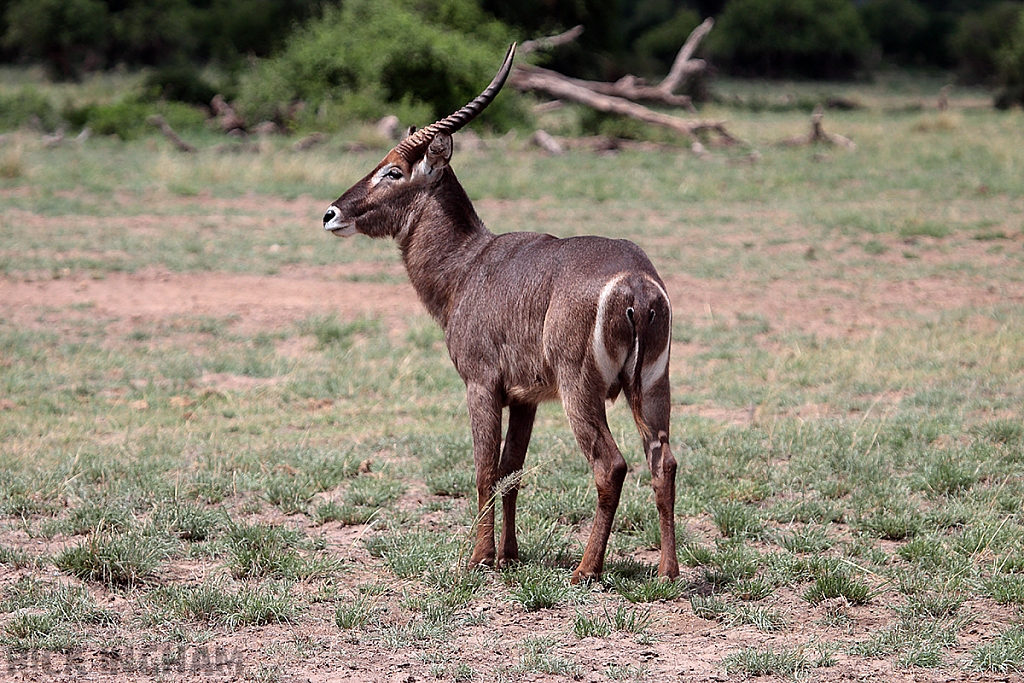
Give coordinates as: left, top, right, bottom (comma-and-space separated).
520, 25, 585, 56
777, 106, 855, 151
292, 132, 327, 152
522, 68, 695, 109
511, 65, 738, 145
211, 94, 246, 134
657, 18, 714, 99
517, 21, 712, 108
147, 115, 196, 153
527, 132, 742, 156
512, 19, 738, 146
529, 129, 564, 155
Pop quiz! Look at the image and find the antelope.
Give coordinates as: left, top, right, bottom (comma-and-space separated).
322, 44, 678, 582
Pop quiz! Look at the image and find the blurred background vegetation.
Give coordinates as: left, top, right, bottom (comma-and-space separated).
1, 0, 1024, 136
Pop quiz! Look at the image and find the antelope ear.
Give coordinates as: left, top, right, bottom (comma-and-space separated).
414, 133, 453, 179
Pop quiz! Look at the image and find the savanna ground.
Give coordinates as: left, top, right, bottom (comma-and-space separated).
2, 73, 1024, 682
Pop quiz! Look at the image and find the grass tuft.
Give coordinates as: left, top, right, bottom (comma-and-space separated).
144, 579, 298, 627
225, 521, 339, 580
711, 501, 764, 539
335, 593, 375, 629
803, 570, 870, 605
607, 574, 687, 603
972, 625, 1024, 673
722, 646, 810, 677
571, 610, 612, 638
504, 566, 575, 612
510, 636, 584, 679
0, 578, 115, 651
54, 532, 166, 586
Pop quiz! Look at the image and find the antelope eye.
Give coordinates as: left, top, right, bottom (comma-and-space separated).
385, 168, 403, 180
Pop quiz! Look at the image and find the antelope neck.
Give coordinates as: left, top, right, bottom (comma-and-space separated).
396, 174, 493, 326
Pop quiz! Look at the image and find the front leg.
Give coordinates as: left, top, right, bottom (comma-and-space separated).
497, 403, 537, 568
466, 383, 503, 569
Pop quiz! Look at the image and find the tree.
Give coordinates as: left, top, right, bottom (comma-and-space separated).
861, 0, 931, 65
3, 0, 109, 79
710, 0, 871, 78
952, 1, 1023, 83
995, 7, 1024, 106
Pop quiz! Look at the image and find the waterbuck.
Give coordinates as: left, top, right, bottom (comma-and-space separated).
322, 44, 678, 582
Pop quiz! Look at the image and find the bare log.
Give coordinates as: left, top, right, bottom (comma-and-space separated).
531, 68, 694, 108
210, 94, 246, 134
517, 20, 711, 108
511, 65, 738, 144
777, 106, 855, 151
376, 115, 401, 141
657, 17, 714, 96
147, 115, 196, 153
530, 129, 565, 155
42, 128, 65, 148
520, 25, 584, 56
292, 132, 327, 152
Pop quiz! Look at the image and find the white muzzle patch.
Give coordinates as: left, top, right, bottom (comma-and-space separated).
323, 206, 356, 236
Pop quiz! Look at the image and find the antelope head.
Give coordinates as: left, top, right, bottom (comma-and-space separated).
322, 43, 517, 239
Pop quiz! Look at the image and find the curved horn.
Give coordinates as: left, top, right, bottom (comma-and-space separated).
394, 43, 517, 158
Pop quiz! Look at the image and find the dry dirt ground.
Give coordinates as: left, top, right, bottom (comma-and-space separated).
2, 196, 1024, 682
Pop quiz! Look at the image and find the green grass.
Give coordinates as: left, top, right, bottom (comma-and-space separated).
503, 566, 579, 611
54, 531, 169, 586
972, 625, 1024, 673
722, 646, 812, 677
335, 593, 375, 630
1, 72, 1024, 678
0, 578, 115, 651
803, 570, 872, 605
508, 636, 584, 679
224, 521, 341, 580
143, 579, 298, 628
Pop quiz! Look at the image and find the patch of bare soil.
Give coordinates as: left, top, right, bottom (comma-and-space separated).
0, 265, 423, 335
663, 265, 1022, 343
3, 246, 1020, 341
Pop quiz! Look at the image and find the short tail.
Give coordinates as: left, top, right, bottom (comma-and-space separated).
626, 305, 651, 441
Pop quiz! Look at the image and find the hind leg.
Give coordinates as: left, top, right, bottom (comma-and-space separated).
562, 389, 628, 583
638, 373, 678, 579
496, 403, 536, 568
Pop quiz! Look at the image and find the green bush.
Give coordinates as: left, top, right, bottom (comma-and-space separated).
953, 2, 1023, 84
0, 88, 61, 132
235, 0, 526, 132
143, 63, 220, 105
995, 8, 1024, 108
63, 97, 206, 139
75, 101, 150, 139
710, 0, 871, 79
